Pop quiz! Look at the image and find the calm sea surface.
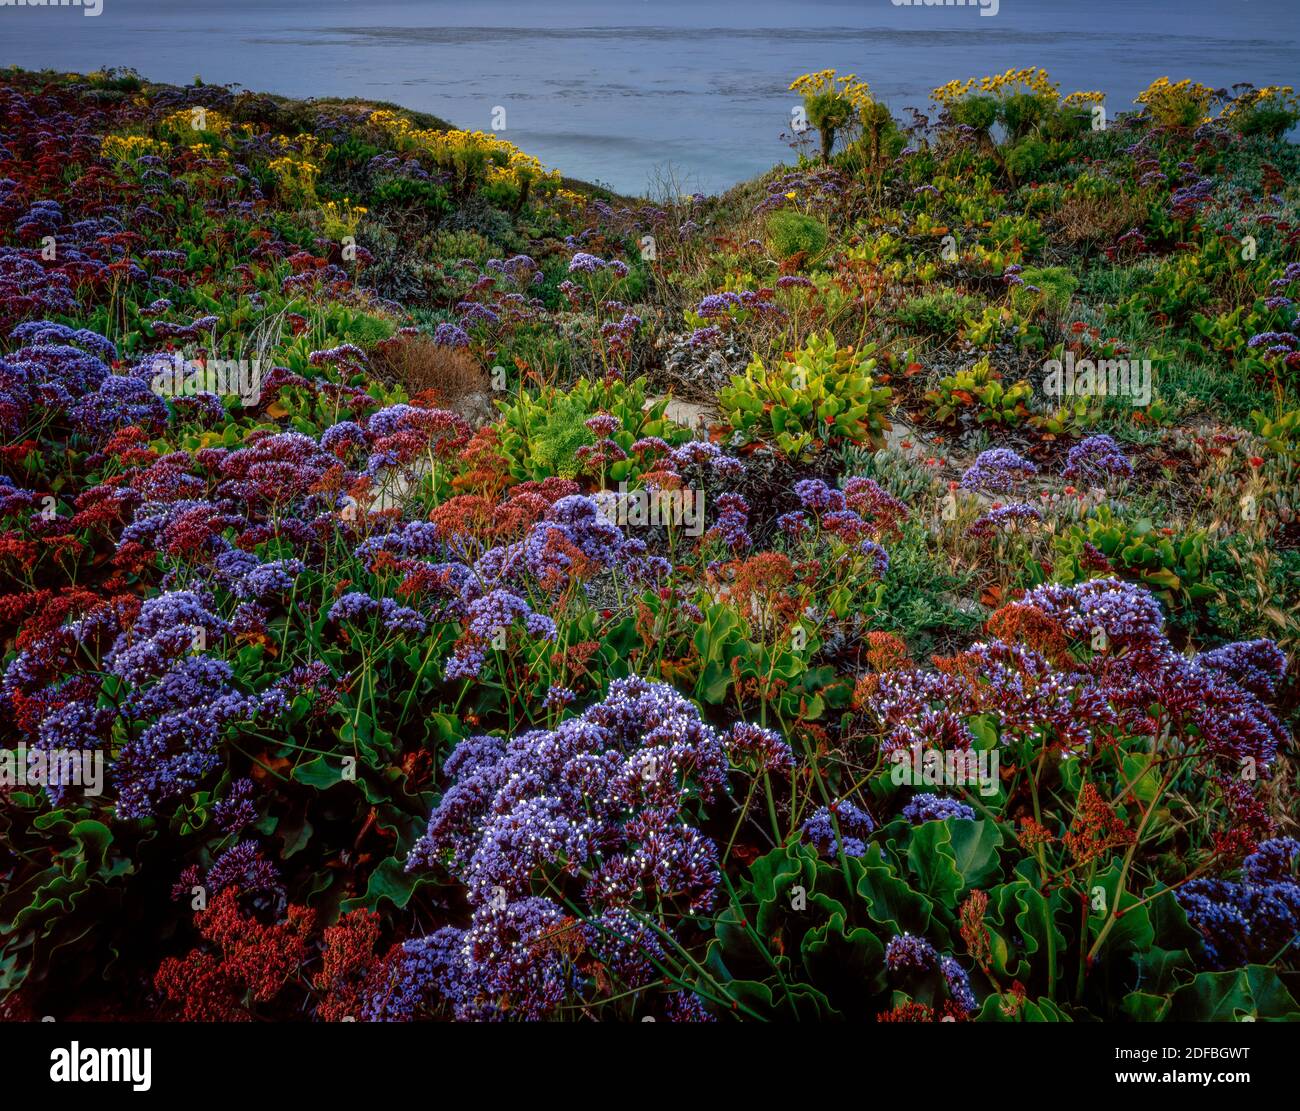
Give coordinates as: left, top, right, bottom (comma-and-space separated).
2, 0, 1296, 194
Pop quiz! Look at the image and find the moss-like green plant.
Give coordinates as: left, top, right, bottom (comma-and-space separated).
999, 92, 1056, 140
950, 95, 999, 133
896, 289, 982, 337
1012, 265, 1078, 318
1003, 136, 1049, 182
766, 210, 829, 263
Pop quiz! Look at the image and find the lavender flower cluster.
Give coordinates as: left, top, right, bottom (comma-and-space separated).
801, 800, 876, 858
869, 578, 1289, 772
1061, 434, 1133, 484
396, 676, 766, 1019
1177, 838, 1300, 968
959, 448, 1038, 495
900, 794, 976, 824
106, 591, 288, 817
883, 933, 977, 1014
969, 502, 1043, 537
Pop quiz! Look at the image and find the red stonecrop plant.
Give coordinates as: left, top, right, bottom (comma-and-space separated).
154, 888, 316, 1022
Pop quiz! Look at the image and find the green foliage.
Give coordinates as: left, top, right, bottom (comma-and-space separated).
868, 518, 984, 655
1229, 104, 1300, 140
926, 357, 1031, 427
684, 599, 849, 718
1003, 136, 1050, 181
985, 213, 1046, 256
950, 95, 998, 133
766, 209, 829, 262
718, 333, 893, 460
516, 394, 589, 479
1251, 408, 1300, 461
702, 791, 1240, 1022
495, 377, 690, 483
1012, 265, 1078, 317
371, 176, 452, 213
1053, 506, 1216, 608
999, 92, 1057, 140
1030, 395, 1103, 436
896, 289, 982, 337
803, 90, 856, 148
86, 66, 144, 93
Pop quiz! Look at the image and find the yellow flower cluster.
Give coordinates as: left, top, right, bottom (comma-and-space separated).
159, 106, 234, 139
1134, 77, 1215, 125
492, 148, 559, 190
366, 109, 412, 137
367, 111, 558, 192
269, 155, 321, 203
185, 143, 231, 162
1220, 84, 1299, 119
321, 197, 367, 240
101, 134, 170, 163
789, 69, 875, 112
270, 132, 333, 162
934, 67, 1059, 104
990, 68, 1056, 96
1134, 76, 1212, 104
932, 78, 977, 105
1062, 90, 1106, 108
440, 127, 518, 165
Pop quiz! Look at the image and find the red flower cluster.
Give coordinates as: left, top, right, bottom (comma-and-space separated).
154, 887, 317, 1021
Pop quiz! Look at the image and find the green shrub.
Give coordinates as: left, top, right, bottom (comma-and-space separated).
1003, 136, 1049, 181
1012, 265, 1077, 317
1230, 103, 1300, 139
950, 95, 998, 132
766, 210, 830, 262
495, 377, 690, 483
372, 176, 452, 212
86, 66, 143, 93
428, 228, 494, 267
895, 289, 982, 337
998, 92, 1055, 140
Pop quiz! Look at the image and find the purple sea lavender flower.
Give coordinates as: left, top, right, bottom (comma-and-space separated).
801, 800, 875, 858
793, 478, 846, 512
885, 932, 939, 974
726, 722, 794, 773
960, 448, 1038, 494
941, 955, 977, 1013
1061, 434, 1133, 483
205, 840, 282, 897
706, 492, 750, 551
901, 793, 976, 824
213, 777, 259, 832
969, 503, 1044, 537
1177, 838, 1300, 968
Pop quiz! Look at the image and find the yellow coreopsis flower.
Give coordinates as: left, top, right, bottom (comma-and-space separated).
1063, 90, 1106, 107
101, 134, 171, 163
160, 106, 233, 139
934, 69, 1060, 105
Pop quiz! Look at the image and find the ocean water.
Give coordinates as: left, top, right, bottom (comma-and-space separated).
1, 0, 1296, 195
